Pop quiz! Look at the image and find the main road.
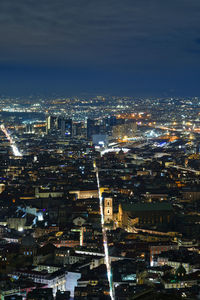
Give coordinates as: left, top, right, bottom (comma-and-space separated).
94, 162, 115, 300
0, 124, 22, 157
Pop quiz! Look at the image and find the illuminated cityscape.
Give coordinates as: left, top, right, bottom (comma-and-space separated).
1, 0, 200, 299
0, 96, 200, 299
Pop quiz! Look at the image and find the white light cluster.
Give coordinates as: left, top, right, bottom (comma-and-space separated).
1, 124, 22, 157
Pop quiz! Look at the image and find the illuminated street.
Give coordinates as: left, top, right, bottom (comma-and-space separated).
0, 124, 22, 157
95, 163, 115, 300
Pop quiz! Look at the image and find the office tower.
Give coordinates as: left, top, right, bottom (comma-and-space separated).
46, 116, 57, 133
26, 123, 33, 133
58, 118, 72, 137
87, 119, 97, 139
73, 122, 85, 138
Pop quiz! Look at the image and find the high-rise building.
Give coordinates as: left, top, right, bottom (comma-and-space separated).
46, 116, 58, 133
26, 123, 34, 133
58, 118, 72, 137
72, 122, 85, 138
46, 116, 72, 137
87, 119, 98, 139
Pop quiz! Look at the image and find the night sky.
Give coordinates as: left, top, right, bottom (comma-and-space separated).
0, 0, 200, 96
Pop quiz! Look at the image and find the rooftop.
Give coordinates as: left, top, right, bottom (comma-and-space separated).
122, 202, 173, 212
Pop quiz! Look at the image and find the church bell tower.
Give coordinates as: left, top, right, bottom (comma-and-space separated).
104, 197, 113, 223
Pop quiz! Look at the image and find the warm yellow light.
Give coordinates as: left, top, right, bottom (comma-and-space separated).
55, 231, 63, 237
123, 136, 128, 142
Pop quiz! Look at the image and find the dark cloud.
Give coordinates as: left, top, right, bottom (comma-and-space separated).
0, 0, 200, 95
0, 0, 199, 66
